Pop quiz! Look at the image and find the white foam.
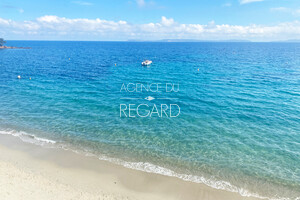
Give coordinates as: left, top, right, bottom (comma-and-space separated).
0, 129, 298, 200
97, 157, 269, 199
0, 129, 56, 146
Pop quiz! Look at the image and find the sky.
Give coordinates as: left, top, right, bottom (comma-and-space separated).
1, 0, 300, 41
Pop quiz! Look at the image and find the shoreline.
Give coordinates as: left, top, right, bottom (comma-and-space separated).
0, 134, 260, 200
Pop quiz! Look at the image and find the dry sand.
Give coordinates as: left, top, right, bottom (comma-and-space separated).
0, 134, 260, 200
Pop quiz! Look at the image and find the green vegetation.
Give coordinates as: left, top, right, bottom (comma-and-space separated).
0, 38, 6, 46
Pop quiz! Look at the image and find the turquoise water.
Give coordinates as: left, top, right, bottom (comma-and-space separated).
0, 41, 299, 199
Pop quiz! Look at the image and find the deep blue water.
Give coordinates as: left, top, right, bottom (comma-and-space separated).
0, 41, 300, 199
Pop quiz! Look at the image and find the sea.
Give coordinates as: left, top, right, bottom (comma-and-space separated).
0, 41, 299, 199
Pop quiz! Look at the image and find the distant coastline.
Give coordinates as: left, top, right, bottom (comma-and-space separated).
0, 46, 31, 49
126, 39, 300, 42
127, 39, 252, 42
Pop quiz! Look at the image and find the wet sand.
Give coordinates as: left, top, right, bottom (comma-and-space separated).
0, 134, 260, 200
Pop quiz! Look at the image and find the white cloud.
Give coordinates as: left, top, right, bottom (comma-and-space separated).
270, 7, 289, 12
270, 7, 300, 16
2, 15, 300, 41
161, 16, 174, 26
0, 18, 10, 25
240, 0, 264, 5
72, 1, 93, 6
294, 9, 300, 16
136, 0, 146, 7
223, 3, 232, 7
135, 0, 159, 8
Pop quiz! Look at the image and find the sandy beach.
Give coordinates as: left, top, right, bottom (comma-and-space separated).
0, 134, 260, 200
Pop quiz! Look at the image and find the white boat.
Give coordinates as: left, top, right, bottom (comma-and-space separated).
141, 60, 152, 66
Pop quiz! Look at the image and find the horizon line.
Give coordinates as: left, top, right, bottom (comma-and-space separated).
4, 39, 300, 43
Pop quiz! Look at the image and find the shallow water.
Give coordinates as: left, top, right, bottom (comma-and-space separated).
0, 41, 299, 199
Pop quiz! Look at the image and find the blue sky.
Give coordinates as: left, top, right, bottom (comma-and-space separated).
1, 0, 300, 41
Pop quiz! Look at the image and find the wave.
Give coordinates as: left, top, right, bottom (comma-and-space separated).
0, 129, 56, 146
0, 129, 298, 200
